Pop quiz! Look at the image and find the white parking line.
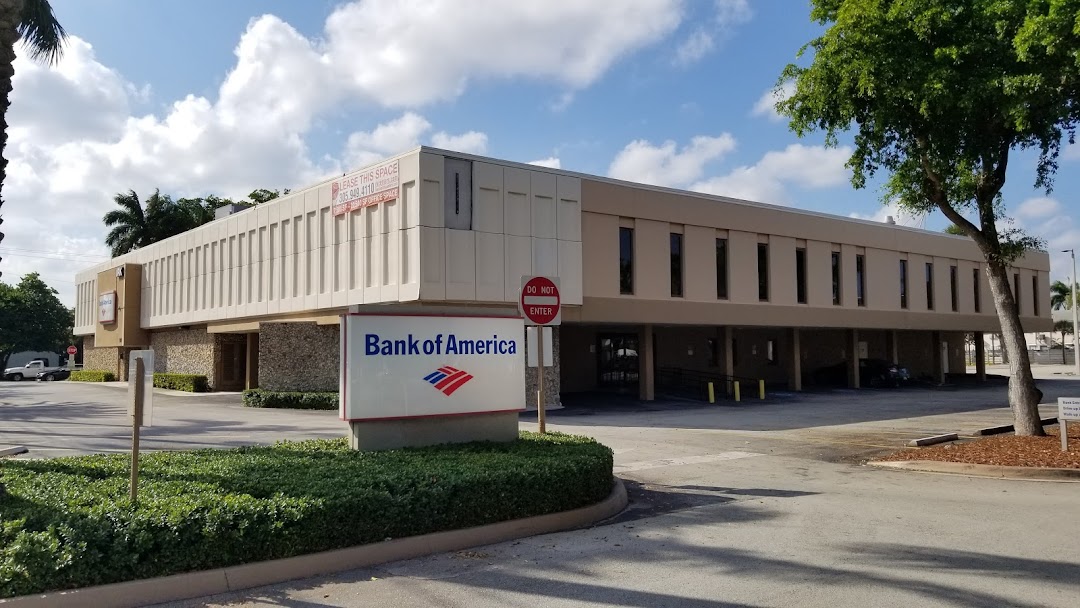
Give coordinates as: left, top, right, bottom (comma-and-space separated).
614, 451, 763, 473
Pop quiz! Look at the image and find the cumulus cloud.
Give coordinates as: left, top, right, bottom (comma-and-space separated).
751, 81, 796, 122
528, 157, 562, 169
342, 113, 486, 168
689, 144, 852, 204
430, 131, 488, 155
608, 134, 736, 187
1016, 196, 1063, 220
1063, 142, 1079, 161
673, 0, 752, 66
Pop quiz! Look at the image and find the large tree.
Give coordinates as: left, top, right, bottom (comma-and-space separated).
0, 0, 66, 278
102, 189, 198, 257
0, 272, 71, 371
777, 0, 1080, 436
1050, 279, 1076, 311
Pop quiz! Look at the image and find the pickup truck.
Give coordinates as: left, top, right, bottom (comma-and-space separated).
4, 360, 65, 381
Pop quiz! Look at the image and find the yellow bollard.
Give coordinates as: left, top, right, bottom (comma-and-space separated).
708, 382, 715, 404
759, 379, 765, 400
734, 380, 741, 402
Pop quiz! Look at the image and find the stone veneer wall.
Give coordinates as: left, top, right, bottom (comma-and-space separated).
524, 326, 561, 408
151, 329, 217, 386
82, 335, 122, 379
259, 323, 339, 392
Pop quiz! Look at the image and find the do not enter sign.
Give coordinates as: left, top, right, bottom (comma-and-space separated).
66, 345, 77, 356
519, 276, 561, 326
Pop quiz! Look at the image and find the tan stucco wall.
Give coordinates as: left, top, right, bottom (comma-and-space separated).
579, 179, 1052, 333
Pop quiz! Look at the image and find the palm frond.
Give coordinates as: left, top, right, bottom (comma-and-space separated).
17, 0, 67, 65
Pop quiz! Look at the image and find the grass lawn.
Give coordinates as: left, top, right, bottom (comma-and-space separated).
0, 432, 613, 599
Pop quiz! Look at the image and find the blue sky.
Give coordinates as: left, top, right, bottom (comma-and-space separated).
5, 0, 1079, 303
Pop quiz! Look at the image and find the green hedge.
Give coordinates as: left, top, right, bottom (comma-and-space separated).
243, 389, 337, 410
0, 432, 613, 598
68, 370, 116, 382
153, 373, 209, 392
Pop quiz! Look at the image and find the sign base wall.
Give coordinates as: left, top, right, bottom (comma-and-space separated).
348, 411, 519, 451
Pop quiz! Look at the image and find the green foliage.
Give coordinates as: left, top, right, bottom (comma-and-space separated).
777, 0, 1080, 265
0, 273, 73, 371
243, 389, 338, 410
942, 224, 967, 236
1050, 280, 1077, 311
153, 373, 209, 392
17, 0, 67, 65
69, 370, 116, 382
0, 433, 613, 598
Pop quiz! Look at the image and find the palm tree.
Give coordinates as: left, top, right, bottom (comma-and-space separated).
0, 0, 66, 277
1050, 280, 1076, 311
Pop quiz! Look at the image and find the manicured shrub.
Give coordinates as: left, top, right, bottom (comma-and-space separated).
68, 370, 116, 382
153, 373, 209, 392
0, 432, 614, 599
243, 389, 338, 410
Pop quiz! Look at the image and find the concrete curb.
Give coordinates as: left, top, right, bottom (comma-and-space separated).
0, 477, 628, 608
0, 446, 28, 457
906, 433, 958, 447
868, 460, 1080, 482
974, 417, 1059, 436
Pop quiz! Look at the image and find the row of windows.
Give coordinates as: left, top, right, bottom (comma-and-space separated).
616, 226, 1037, 314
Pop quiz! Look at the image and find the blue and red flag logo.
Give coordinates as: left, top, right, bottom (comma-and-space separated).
423, 366, 474, 396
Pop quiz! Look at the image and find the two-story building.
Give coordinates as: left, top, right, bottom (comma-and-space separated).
74, 146, 1053, 403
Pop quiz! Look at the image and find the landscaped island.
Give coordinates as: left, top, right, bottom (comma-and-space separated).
0, 432, 614, 598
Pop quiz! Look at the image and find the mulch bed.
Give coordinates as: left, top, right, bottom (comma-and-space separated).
874, 424, 1080, 469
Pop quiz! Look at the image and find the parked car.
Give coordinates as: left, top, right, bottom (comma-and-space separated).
37, 368, 71, 382
810, 358, 910, 388
4, 360, 64, 381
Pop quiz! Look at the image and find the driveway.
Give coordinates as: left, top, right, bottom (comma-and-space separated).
0, 381, 348, 458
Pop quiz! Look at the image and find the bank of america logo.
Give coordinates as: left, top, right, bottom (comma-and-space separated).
423, 366, 474, 396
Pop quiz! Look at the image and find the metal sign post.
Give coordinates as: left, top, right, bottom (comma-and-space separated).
130, 357, 144, 501
519, 276, 562, 435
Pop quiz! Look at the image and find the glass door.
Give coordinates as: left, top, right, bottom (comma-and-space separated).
597, 333, 639, 389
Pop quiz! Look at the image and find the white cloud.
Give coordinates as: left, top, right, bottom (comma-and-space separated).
1063, 142, 1079, 161
751, 81, 795, 121
430, 131, 488, 155
1016, 196, 1063, 220
608, 134, 736, 187
528, 157, 562, 169
848, 202, 927, 228
689, 144, 852, 204
673, 0, 752, 66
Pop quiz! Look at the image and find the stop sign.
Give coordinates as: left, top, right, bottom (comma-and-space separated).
519, 276, 561, 326
66, 345, 77, 355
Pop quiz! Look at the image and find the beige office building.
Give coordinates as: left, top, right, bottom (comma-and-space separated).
74, 147, 1052, 401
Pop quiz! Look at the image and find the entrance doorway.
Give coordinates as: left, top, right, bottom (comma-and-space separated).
597, 333, 639, 390
217, 337, 247, 391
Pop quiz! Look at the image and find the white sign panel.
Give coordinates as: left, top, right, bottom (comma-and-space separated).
526, 327, 554, 368
341, 314, 525, 421
127, 350, 154, 427
1059, 397, 1080, 421
98, 291, 117, 324
332, 159, 400, 216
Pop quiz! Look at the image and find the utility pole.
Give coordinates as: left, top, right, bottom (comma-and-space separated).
1066, 249, 1080, 375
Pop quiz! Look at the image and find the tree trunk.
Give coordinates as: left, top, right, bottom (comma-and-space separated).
0, 0, 26, 279
986, 261, 1045, 436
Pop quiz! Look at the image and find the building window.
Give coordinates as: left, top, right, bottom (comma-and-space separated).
443, 157, 472, 230
1033, 275, 1040, 316
950, 265, 959, 312
796, 248, 807, 304
670, 233, 684, 298
707, 338, 719, 367
973, 268, 981, 313
856, 254, 866, 307
758, 243, 769, 301
619, 227, 634, 295
767, 339, 778, 365
926, 262, 934, 310
716, 238, 728, 299
899, 259, 908, 309
1014, 273, 1021, 315
831, 252, 842, 305
732, 338, 738, 367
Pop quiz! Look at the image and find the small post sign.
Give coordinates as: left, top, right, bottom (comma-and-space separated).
127, 350, 154, 502
519, 276, 561, 434
1058, 398, 1080, 451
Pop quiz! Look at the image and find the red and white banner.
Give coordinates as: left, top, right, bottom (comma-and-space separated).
332, 159, 400, 216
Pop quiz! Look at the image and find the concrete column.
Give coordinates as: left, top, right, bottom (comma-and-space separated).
974, 331, 986, 381
886, 330, 899, 364
639, 324, 655, 401
788, 328, 802, 391
722, 326, 735, 395
932, 331, 946, 385
245, 333, 260, 390
847, 329, 860, 389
